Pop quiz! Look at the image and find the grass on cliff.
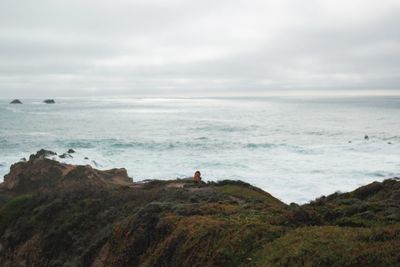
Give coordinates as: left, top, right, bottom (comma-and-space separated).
1, 176, 400, 266
108, 204, 287, 267
254, 225, 400, 267
0, 194, 32, 233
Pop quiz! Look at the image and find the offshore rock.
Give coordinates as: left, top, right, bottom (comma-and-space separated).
43, 99, 55, 104
59, 153, 72, 159
10, 99, 22, 104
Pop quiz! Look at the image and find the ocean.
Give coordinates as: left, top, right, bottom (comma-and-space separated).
1, 96, 399, 203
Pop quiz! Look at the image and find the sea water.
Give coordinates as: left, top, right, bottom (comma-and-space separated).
0, 96, 399, 203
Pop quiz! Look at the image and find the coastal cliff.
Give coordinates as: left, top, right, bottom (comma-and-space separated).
0, 151, 399, 266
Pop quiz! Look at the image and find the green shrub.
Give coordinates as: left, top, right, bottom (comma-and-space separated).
0, 194, 32, 233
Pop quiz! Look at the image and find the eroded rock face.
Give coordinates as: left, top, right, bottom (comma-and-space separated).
2, 157, 63, 192
0, 150, 133, 194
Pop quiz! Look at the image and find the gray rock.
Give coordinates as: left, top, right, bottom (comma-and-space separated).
59, 153, 73, 159
10, 99, 22, 104
43, 99, 55, 104
29, 149, 57, 161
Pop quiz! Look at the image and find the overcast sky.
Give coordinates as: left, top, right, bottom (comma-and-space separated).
0, 0, 399, 97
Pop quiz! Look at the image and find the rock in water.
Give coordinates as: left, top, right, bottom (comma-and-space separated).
59, 153, 72, 159
67, 149, 75, 154
10, 99, 22, 104
43, 99, 55, 104
28, 149, 57, 161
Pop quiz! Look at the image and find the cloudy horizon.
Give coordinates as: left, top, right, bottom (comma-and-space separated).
1, 0, 400, 97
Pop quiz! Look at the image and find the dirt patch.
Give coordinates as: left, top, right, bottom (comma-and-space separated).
61, 164, 76, 176
166, 183, 186, 188
90, 243, 110, 267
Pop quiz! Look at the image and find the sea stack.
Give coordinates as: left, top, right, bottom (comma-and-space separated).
43, 99, 55, 104
10, 99, 22, 104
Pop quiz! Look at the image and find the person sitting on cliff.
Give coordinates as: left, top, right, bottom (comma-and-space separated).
193, 170, 202, 184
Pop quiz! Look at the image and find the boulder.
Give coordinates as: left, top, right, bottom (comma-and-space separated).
67, 149, 75, 154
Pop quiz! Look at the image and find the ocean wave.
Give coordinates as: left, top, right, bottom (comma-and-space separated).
365, 171, 397, 178
4, 106, 23, 113
111, 140, 303, 151
111, 141, 217, 150
245, 142, 316, 154
62, 140, 97, 149
383, 136, 400, 142
191, 125, 253, 133
245, 143, 277, 149
57, 139, 219, 151
55, 138, 321, 154
0, 138, 17, 149
304, 131, 342, 137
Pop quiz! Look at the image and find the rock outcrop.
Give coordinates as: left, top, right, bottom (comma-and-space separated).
0, 151, 399, 266
1, 150, 133, 195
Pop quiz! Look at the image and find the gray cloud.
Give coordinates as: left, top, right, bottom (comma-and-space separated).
0, 0, 399, 97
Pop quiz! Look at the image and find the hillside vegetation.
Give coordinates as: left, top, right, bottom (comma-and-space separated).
0, 150, 399, 266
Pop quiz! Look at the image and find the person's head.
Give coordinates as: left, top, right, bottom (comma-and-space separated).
194, 171, 201, 182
